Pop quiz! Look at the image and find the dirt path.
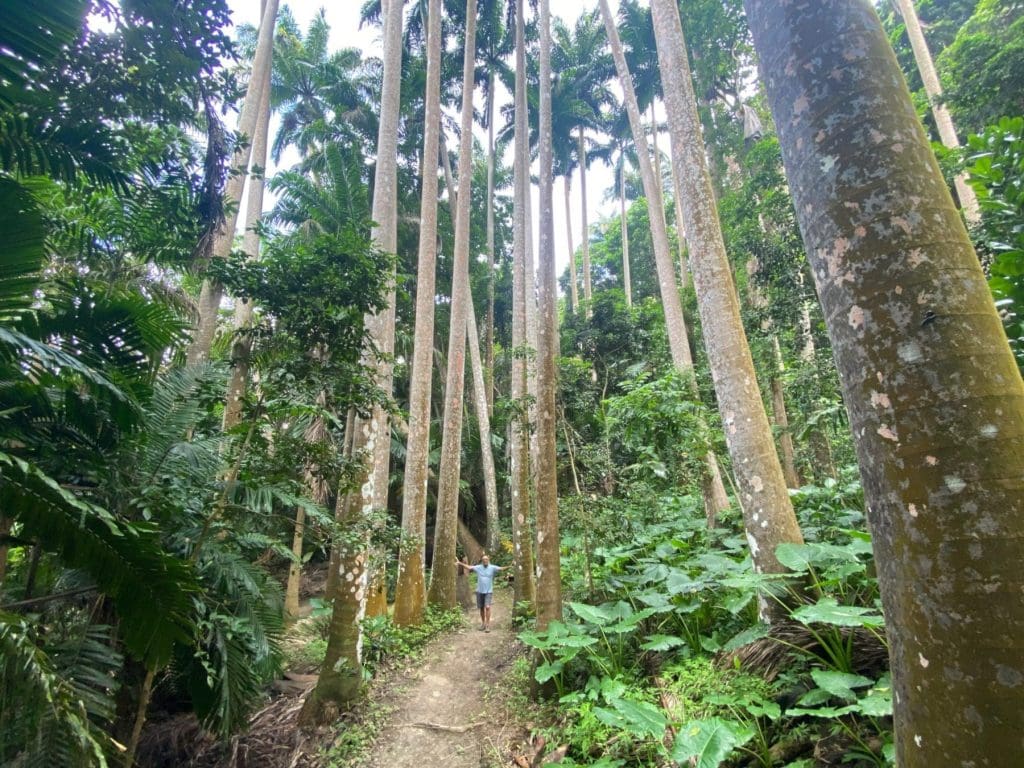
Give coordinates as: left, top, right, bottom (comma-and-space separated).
365, 590, 523, 768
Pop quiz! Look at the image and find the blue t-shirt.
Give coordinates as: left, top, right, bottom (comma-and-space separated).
470, 564, 500, 594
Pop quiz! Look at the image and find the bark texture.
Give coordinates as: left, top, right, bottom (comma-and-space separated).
534, 0, 562, 631
511, 0, 537, 615
189, 0, 278, 365
427, 0, 478, 610
746, 1, 1024, 762
650, 0, 803, 582
392, 0, 443, 628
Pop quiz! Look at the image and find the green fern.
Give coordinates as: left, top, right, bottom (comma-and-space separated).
0, 452, 196, 668
0, 612, 112, 767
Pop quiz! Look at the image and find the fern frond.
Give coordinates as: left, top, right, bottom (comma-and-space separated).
0, 612, 110, 767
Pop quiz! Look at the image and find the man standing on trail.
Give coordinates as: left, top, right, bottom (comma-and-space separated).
455, 554, 506, 632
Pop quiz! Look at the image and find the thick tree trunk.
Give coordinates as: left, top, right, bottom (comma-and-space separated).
534, 0, 562, 631
427, 0, 478, 611
302, 0, 402, 720
620, 172, 632, 307
563, 176, 579, 314
299, 491, 366, 725
393, 0, 443, 628
578, 128, 592, 317
467, 285, 500, 554
324, 407, 356, 601
222, 55, 272, 431
747, 1, 1024, 761
893, 0, 980, 224
511, 0, 537, 615
598, 0, 730, 525
650, 0, 803, 588
188, 0, 278, 365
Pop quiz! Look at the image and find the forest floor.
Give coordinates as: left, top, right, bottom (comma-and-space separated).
149, 586, 533, 767
362, 589, 527, 768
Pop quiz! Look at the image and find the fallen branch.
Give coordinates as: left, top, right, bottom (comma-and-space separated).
400, 720, 485, 733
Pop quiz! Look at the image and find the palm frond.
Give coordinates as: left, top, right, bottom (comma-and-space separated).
0, 452, 197, 668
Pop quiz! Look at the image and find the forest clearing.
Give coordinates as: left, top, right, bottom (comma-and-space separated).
2, 0, 1023, 766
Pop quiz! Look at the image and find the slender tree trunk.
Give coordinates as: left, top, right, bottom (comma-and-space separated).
563, 175, 579, 314
893, 0, 980, 224
123, 667, 156, 768
485, 70, 497, 412
620, 171, 632, 307
287, 404, 330, 620
393, 0, 443, 629
467, 285, 500, 554
188, 0, 278, 365
748, 2, 1024, 762
534, 0, 562, 632
0, 515, 10, 587
284, 507, 307, 620
770, 336, 801, 488
222, 54, 271, 432
301, 0, 402, 721
511, 0, 537, 615
650, 102, 663, 198
670, 157, 690, 291
578, 128, 592, 317
650, 0, 803, 590
599, 0, 730, 524
427, 0, 478, 610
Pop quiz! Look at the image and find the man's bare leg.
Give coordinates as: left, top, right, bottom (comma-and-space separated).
484, 604, 492, 630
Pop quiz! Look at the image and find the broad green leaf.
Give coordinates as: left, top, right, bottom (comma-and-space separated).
594, 698, 667, 740
671, 718, 754, 767
785, 704, 859, 718
640, 634, 686, 651
534, 661, 563, 683
810, 669, 873, 702
569, 601, 614, 626
791, 598, 884, 628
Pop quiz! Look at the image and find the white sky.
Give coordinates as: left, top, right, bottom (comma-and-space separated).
225, 0, 655, 280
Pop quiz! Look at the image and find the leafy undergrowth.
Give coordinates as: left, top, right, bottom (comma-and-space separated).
521, 471, 894, 767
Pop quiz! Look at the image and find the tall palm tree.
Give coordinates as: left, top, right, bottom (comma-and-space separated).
892, 0, 980, 223
299, 0, 404, 722
393, 0, 444, 628
650, 0, 803, 595
427, 0, 479, 610
747, 1, 1024, 760
593, 110, 639, 307
476, 0, 513, 410
188, 0, 278, 366
510, 0, 537, 615
534, 0, 562, 631
222, 43, 272, 432
552, 11, 612, 317
598, 0, 731, 523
